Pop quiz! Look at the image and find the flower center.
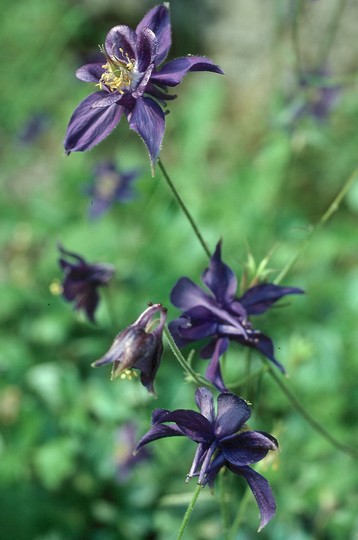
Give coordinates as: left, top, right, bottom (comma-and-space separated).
97, 46, 135, 93
95, 172, 119, 199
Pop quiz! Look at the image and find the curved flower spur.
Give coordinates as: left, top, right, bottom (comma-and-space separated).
64, 4, 223, 170
92, 303, 167, 394
136, 387, 278, 531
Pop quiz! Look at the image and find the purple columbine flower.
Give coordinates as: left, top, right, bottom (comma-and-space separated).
87, 161, 140, 219
64, 4, 223, 169
58, 244, 114, 323
92, 303, 167, 394
136, 387, 278, 531
169, 241, 303, 390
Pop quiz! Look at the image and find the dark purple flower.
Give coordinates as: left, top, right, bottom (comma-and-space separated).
136, 387, 278, 531
92, 303, 167, 394
87, 161, 140, 219
114, 422, 152, 482
169, 241, 303, 390
18, 112, 51, 145
64, 4, 223, 169
58, 244, 114, 323
286, 68, 340, 124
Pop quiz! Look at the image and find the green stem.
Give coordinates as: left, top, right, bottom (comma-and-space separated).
157, 158, 211, 258
219, 470, 230, 540
163, 326, 215, 390
291, 0, 303, 77
274, 167, 358, 285
175, 483, 202, 540
227, 365, 269, 394
266, 363, 358, 459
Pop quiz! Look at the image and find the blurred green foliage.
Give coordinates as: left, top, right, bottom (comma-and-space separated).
1, 0, 358, 539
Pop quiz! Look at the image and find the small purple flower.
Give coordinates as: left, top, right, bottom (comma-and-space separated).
64, 4, 223, 169
114, 422, 152, 482
169, 241, 303, 390
58, 244, 114, 323
18, 112, 51, 145
286, 68, 340, 124
87, 161, 140, 219
92, 303, 167, 394
136, 387, 278, 531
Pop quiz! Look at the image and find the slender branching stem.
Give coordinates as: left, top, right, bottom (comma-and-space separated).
175, 483, 202, 540
163, 326, 215, 390
229, 487, 251, 540
266, 363, 358, 459
274, 167, 358, 285
157, 158, 211, 258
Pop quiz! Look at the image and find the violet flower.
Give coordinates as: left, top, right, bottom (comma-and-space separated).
136, 387, 278, 531
92, 303, 167, 394
169, 241, 303, 390
64, 4, 223, 169
87, 161, 140, 219
58, 244, 114, 323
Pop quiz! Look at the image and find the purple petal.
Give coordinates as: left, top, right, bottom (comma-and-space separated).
92, 93, 123, 108
227, 465, 276, 531
64, 92, 123, 154
127, 97, 165, 167
244, 332, 286, 373
136, 4, 171, 65
202, 240, 238, 305
105, 25, 137, 62
155, 409, 213, 443
151, 56, 223, 87
76, 63, 104, 83
204, 337, 229, 392
239, 283, 304, 315
215, 393, 251, 438
170, 277, 214, 311
221, 431, 278, 466
136, 28, 157, 72
195, 388, 215, 423
135, 423, 183, 453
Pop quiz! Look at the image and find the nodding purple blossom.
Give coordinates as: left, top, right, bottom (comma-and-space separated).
64, 4, 223, 169
136, 387, 278, 531
169, 241, 303, 390
92, 303, 167, 394
87, 161, 140, 219
58, 244, 114, 323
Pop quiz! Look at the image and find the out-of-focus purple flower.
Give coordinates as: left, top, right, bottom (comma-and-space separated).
136, 387, 278, 531
115, 422, 152, 482
286, 69, 340, 125
92, 303, 167, 394
64, 4, 223, 169
169, 241, 303, 390
87, 161, 140, 219
58, 244, 114, 323
18, 113, 51, 145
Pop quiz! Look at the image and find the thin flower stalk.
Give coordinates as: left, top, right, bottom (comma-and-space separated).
175, 483, 202, 540
157, 159, 211, 258
274, 167, 358, 285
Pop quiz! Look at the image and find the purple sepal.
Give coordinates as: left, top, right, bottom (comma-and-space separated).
239, 283, 304, 315
151, 56, 224, 87
136, 4, 171, 66
127, 96, 165, 167
64, 92, 123, 154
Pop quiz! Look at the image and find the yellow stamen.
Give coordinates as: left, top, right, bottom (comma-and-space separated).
97, 45, 135, 93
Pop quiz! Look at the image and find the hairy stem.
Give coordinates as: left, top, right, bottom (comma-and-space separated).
158, 158, 211, 258
176, 483, 202, 540
163, 326, 215, 390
